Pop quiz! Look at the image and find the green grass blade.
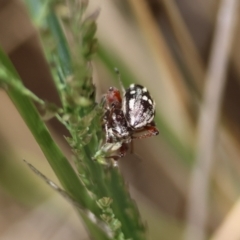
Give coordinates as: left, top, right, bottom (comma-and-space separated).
21, 1, 150, 239
0, 48, 94, 210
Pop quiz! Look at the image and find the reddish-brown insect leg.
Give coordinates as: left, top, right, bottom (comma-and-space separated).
105, 142, 129, 161
132, 122, 159, 140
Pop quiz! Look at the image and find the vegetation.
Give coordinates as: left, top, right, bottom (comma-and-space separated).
0, 0, 240, 240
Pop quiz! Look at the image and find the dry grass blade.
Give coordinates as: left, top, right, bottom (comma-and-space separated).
210, 198, 240, 240
160, 0, 205, 92
210, 130, 240, 240
128, 0, 190, 114
185, 0, 239, 240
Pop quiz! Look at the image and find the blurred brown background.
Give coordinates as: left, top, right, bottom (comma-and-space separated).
1, 0, 240, 239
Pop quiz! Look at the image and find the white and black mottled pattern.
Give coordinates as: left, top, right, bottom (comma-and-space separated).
123, 84, 155, 129
104, 108, 130, 142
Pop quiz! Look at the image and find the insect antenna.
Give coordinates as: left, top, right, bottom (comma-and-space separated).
112, 141, 142, 164
129, 141, 142, 163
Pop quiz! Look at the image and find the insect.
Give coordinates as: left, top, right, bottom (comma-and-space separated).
94, 78, 159, 163
93, 68, 159, 163
122, 84, 159, 139
99, 86, 132, 161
